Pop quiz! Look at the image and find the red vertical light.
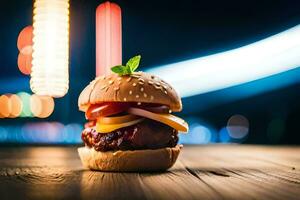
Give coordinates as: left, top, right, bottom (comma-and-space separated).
96, 1, 122, 76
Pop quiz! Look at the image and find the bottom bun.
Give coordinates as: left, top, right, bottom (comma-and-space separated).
78, 145, 182, 172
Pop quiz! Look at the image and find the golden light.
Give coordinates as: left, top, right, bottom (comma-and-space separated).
31, 0, 70, 98
18, 52, 32, 75
17, 25, 33, 55
0, 95, 10, 118
30, 94, 55, 118
7, 94, 23, 118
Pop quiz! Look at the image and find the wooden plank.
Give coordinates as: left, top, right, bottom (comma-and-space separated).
0, 145, 299, 200
138, 161, 221, 200
179, 145, 300, 200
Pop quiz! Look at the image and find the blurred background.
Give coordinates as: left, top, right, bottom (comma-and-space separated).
1, 0, 300, 145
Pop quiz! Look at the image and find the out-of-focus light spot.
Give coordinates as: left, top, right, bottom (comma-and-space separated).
0, 122, 82, 144
226, 114, 249, 139
219, 127, 231, 143
31, 0, 70, 98
7, 94, 23, 118
63, 123, 83, 144
147, 25, 300, 98
0, 127, 8, 142
179, 118, 217, 144
0, 95, 10, 118
22, 122, 64, 144
267, 118, 285, 144
30, 94, 54, 118
18, 52, 32, 75
17, 25, 33, 55
17, 92, 33, 117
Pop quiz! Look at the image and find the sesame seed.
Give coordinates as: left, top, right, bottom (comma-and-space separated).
114, 87, 120, 91
155, 85, 161, 90
140, 87, 144, 92
133, 83, 137, 87
163, 85, 168, 89
150, 95, 154, 100
148, 80, 153, 85
138, 81, 144, 85
169, 110, 172, 113
117, 77, 122, 81
100, 85, 107, 90
129, 90, 132, 95
123, 98, 127, 101
118, 81, 122, 85
136, 95, 140, 98
126, 77, 132, 82
138, 78, 145, 82
137, 102, 141, 105
164, 90, 168, 94
131, 73, 141, 78
143, 93, 147, 97
109, 80, 114, 85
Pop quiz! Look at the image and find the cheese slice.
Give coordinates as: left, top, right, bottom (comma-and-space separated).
127, 108, 188, 133
96, 118, 144, 133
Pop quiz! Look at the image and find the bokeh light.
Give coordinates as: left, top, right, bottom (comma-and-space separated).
0, 126, 8, 142
7, 94, 23, 118
17, 92, 33, 117
30, 94, 54, 118
0, 92, 55, 118
0, 95, 10, 118
179, 118, 217, 144
226, 114, 249, 139
17, 52, 32, 75
0, 122, 82, 144
17, 25, 33, 55
219, 127, 231, 143
31, 0, 70, 97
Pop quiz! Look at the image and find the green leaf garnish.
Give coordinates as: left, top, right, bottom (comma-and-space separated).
111, 55, 141, 76
111, 65, 126, 75
126, 55, 141, 73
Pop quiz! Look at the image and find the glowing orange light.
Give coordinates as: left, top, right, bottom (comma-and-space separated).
96, 1, 122, 76
17, 52, 32, 75
7, 94, 23, 118
17, 26, 33, 55
30, 94, 54, 118
0, 95, 10, 118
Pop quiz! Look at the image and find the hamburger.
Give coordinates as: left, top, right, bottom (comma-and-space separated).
78, 55, 188, 171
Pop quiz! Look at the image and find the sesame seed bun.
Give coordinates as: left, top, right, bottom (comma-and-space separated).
78, 72, 182, 112
78, 145, 182, 172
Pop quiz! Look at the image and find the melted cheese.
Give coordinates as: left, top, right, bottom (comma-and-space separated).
96, 118, 144, 133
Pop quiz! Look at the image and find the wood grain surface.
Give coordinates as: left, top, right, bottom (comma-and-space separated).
0, 145, 299, 200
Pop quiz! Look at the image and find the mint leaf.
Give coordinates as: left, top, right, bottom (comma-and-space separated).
126, 55, 141, 72
110, 55, 142, 76
126, 65, 132, 74
111, 65, 126, 75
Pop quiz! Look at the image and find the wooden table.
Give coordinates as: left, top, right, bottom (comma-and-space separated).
0, 145, 299, 200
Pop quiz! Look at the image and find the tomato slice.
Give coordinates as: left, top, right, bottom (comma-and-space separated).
85, 103, 129, 120
84, 121, 96, 128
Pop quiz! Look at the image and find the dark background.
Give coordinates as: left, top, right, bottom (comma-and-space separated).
1, 0, 300, 144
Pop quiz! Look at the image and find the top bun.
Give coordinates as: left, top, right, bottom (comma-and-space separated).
78, 72, 182, 112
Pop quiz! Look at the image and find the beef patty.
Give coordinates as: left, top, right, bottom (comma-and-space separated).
81, 119, 178, 152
